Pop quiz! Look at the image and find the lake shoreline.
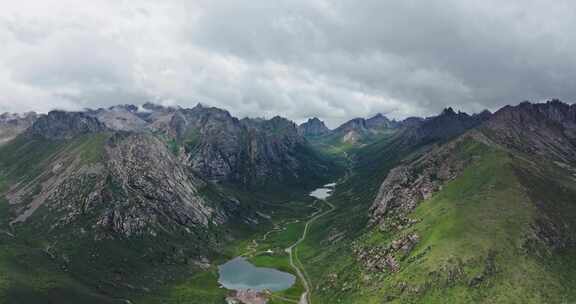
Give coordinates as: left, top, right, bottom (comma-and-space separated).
219, 182, 337, 304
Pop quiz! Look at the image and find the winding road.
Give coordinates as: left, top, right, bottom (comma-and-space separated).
285, 196, 335, 304
287, 154, 353, 304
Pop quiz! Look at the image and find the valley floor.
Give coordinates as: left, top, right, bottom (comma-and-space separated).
137, 188, 335, 304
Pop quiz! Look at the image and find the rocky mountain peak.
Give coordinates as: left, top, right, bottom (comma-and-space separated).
398, 116, 425, 128
366, 113, 395, 129
109, 104, 138, 113
0, 111, 37, 122
27, 110, 107, 140
484, 100, 576, 162
298, 117, 330, 137
261, 116, 301, 144
266, 116, 297, 129
407, 108, 491, 143
441, 107, 457, 116
189, 104, 234, 119
336, 118, 368, 133
490, 100, 575, 126
0, 111, 38, 144
88, 105, 148, 132
157, 107, 322, 186
141, 102, 175, 113
193, 102, 207, 110
475, 109, 492, 119
168, 105, 240, 141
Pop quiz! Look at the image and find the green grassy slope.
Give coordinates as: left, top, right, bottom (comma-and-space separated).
0, 235, 123, 304
293, 133, 422, 303
0, 134, 122, 303
0, 134, 228, 303
307, 128, 398, 157
297, 134, 576, 303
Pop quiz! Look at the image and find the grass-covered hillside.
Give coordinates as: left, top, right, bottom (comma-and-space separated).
296, 123, 576, 303
0, 131, 231, 303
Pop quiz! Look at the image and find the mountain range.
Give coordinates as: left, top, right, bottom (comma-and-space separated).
0, 100, 575, 303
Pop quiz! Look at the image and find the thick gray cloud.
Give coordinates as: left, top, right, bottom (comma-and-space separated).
0, 0, 575, 127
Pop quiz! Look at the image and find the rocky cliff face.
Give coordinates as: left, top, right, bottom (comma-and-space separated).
27, 110, 108, 140
99, 132, 227, 236
165, 104, 245, 182
367, 102, 576, 229
240, 116, 310, 184
482, 99, 576, 163
369, 131, 491, 228
0, 104, 278, 298
0, 126, 242, 299
161, 105, 329, 186
36, 103, 330, 187
298, 117, 330, 137
406, 107, 491, 144
6, 131, 228, 239
366, 113, 395, 129
88, 105, 148, 131
1, 106, 252, 246
334, 118, 369, 134
370, 100, 576, 251
330, 114, 397, 145
0, 112, 37, 144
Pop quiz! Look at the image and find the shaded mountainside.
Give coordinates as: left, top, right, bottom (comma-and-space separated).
482, 99, 576, 163
306, 108, 490, 156
84, 103, 337, 187
403, 107, 491, 144
88, 105, 148, 132
331, 114, 397, 145
27, 111, 108, 140
166, 106, 336, 187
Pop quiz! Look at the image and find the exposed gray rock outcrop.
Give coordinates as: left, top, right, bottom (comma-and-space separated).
369, 132, 489, 228
405, 107, 491, 144
330, 114, 398, 144
483, 99, 576, 163
298, 117, 330, 137
165, 105, 328, 186
0, 111, 37, 144
27, 110, 107, 140
9, 132, 226, 239
366, 113, 395, 129
88, 105, 148, 131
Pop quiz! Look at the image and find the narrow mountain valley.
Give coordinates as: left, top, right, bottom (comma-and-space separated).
1, 100, 576, 304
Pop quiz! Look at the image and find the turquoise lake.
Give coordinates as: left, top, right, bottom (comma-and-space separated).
218, 257, 296, 292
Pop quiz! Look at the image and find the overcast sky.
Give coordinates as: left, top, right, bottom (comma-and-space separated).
0, 0, 575, 127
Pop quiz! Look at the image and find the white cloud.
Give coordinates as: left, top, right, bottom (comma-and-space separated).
0, 0, 575, 126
